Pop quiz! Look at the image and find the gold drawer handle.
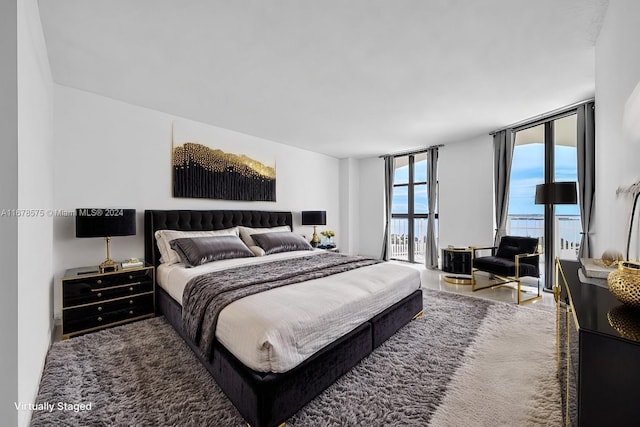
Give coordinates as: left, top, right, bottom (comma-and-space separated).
97, 279, 102, 285
97, 292, 102, 298
129, 287, 133, 292
98, 306, 102, 312
129, 300, 133, 305
97, 316, 103, 322
129, 275, 133, 280
129, 310, 133, 315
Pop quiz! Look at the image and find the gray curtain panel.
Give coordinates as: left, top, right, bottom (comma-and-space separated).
425, 147, 439, 269
493, 129, 515, 246
381, 156, 394, 260
577, 102, 595, 259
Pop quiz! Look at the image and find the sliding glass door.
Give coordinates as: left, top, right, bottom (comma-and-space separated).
507, 113, 581, 285
390, 153, 436, 263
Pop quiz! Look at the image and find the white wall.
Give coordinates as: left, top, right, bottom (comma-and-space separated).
339, 158, 360, 255
52, 85, 341, 318
17, 1, 55, 425
438, 136, 494, 255
593, 0, 640, 257
0, 0, 18, 425
357, 157, 385, 258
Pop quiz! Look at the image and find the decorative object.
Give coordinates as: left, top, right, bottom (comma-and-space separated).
608, 305, 640, 342
601, 249, 625, 266
320, 230, 335, 247
301, 210, 326, 247
32, 290, 561, 427
171, 121, 276, 201
535, 181, 578, 290
607, 261, 640, 307
75, 208, 136, 273
580, 257, 617, 279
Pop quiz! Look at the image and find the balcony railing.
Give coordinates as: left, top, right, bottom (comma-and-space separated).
506, 214, 581, 260
388, 215, 581, 264
390, 218, 431, 263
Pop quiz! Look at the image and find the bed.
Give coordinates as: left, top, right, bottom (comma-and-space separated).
144, 209, 423, 427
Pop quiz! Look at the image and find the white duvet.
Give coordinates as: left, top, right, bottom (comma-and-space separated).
157, 250, 422, 373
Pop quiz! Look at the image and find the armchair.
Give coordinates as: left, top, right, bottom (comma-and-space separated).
471, 235, 542, 304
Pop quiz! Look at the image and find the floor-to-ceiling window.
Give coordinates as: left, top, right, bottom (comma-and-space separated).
507, 112, 582, 282
390, 153, 437, 263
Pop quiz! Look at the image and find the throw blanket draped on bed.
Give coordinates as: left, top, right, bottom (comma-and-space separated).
182, 252, 381, 359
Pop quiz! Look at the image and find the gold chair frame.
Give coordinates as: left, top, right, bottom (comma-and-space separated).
470, 246, 542, 305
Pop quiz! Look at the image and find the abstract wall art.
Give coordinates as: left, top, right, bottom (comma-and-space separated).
171, 121, 276, 201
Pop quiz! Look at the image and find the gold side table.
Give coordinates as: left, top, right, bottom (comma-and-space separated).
441, 247, 473, 285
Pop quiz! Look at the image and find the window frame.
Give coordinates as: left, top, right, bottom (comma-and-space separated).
391, 153, 437, 263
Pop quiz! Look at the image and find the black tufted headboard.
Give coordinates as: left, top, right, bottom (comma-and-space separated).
144, 209, 293, 268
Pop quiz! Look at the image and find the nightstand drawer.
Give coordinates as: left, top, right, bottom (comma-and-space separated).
62, 293, 154, 334
63, 269, 153, 307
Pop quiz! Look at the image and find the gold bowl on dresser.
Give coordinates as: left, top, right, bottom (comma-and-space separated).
607, 305, 640, 341
607, 261, 640, 307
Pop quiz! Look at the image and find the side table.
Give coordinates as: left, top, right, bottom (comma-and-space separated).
441, 247, 473, 284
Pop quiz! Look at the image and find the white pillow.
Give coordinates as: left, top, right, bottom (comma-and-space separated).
155, 227, 239, 265
248, 245, 266, 257
238, 225, 291, 247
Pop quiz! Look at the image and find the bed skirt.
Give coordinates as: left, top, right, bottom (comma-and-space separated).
157, 286, 423, 427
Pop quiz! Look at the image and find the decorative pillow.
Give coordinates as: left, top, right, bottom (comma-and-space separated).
238, 225, 291, 247
248, 245, 266, 257
155, 227, 239, 265
169, 235, 254, 267
251, 231, 313, 255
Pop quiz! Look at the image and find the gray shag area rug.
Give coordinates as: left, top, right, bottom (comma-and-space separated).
32, 289, 561, 426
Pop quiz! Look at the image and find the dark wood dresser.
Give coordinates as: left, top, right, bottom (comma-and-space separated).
62, 264, 155, 339
556, 260, 640, 426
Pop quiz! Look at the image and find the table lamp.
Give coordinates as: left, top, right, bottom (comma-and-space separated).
301, 210, 326, 248
535, 182, 577, 205
76, 208, 136, 272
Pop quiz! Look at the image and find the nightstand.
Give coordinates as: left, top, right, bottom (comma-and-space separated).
61, 264, 155, 339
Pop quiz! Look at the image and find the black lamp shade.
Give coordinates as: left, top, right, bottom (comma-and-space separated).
301, 210, 327, 226
75, 209, 136, 238
534, 182, 577, 205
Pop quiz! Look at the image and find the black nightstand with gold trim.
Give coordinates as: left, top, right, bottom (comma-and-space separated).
61, 264, 155, 339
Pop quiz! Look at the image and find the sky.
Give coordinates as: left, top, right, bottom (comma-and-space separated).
508, 143, 579, 216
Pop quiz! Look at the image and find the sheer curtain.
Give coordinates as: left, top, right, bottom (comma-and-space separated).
493, 129, 515, 246
425, 147, 439, 269
381, 156, 394, 260
577, 102, 596, 258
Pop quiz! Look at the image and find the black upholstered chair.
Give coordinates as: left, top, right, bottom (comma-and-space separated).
471, 235, 542, 304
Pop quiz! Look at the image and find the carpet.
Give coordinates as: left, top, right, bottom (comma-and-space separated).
31, 289, 562, 426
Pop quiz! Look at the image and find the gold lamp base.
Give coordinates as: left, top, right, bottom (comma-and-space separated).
310, 225, 321, 248
99, 236, 119, 273
99, 259, 118, 273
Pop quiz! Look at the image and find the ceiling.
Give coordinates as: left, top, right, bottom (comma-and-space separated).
37, 0, 609, 159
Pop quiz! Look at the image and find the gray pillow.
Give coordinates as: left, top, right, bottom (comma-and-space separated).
251, 231, 313, 255
169, 235, 254, 267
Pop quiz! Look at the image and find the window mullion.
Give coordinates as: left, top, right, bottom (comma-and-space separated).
408, 155, 415, 262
